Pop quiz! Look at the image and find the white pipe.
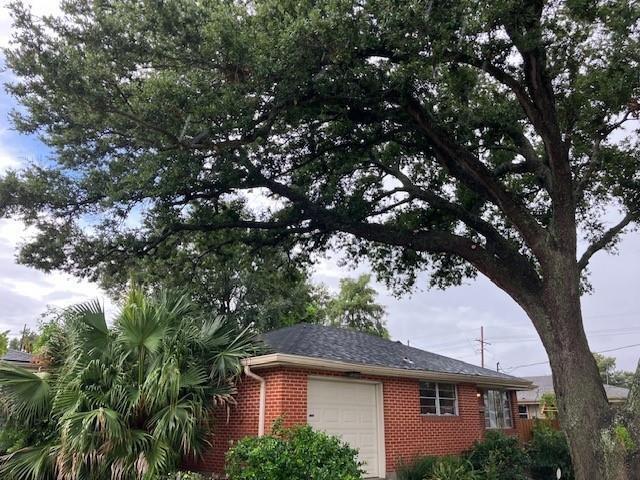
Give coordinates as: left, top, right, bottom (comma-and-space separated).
244, 364, 266, 436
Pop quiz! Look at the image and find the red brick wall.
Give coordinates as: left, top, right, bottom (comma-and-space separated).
188, 368, 309, 474
382, 379, 484, 471
190, 367, 520, 476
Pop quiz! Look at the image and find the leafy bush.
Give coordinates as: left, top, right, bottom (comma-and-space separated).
428, 456, 477, 480
466, 431, 529, 480
527, 422, 573, 480
225, 424, 363, 480
396, 455, 438, 480
164, 473, 206, 480
0, 426, 28, 454
396, 455, 477, 480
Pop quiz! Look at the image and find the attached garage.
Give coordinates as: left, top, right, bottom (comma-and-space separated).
307, 377, 385, 478
192, 324, 532, 478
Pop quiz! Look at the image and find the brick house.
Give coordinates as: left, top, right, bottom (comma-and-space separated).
193, 324, 531, 479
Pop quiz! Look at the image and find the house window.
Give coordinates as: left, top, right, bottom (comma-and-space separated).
419, 382, 458, 416
484, 390, 513, 428
518, 405, 529, 419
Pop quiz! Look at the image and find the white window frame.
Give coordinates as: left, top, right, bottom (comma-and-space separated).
419, 382, 458, 416
484, 389, 513, 429
518, 404, 529, 419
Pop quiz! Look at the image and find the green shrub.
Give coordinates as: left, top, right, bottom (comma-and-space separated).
164, 473, 206, 480
465, 431, 529, 480
225, 424, 363, 480
429, 456, 477, 480
396, 455, 438, 480
0, 426, 29, 454
527, 422, 573, 480
613, 424, 636, 452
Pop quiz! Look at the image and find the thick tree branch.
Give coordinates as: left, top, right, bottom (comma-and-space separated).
233, 162, 544, 306
402, 96, 549, 257
370, 159, 542, 282
577, 212, 638, 270
503, 23, 576, 248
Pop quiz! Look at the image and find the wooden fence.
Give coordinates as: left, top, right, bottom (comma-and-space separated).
516, 418, 560, 443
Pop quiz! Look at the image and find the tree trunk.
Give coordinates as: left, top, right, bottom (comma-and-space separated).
530, 253, 638, 480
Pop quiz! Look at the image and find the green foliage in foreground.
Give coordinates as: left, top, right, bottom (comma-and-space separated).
429, 457, 478, 480
225, 423, 363, 480
528, 423, 574, 480
398, 429, 572, 480
466, 430, 529, 480
396, 455, 439, 480
0, 288, 258, 480
164, 472, 206, 480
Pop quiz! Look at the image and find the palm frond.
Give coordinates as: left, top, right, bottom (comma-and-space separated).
210, 324, 259, 381
149, 398, 203, 456
67, 299, 109, 355
0, 363, 51, 425
117, 289, 166, 355
0, 442, 58, 480
141, 358, 181, 411
137, 439, 174, 479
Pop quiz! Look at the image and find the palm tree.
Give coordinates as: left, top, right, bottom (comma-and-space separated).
0, 288, 257, 480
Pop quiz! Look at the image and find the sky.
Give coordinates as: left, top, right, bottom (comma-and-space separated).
0, 1, 639, 378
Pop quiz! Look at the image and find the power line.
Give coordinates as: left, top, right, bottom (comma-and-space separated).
490, 330, 640, 344
415, 323, 640, 350
504, 343, 640, 372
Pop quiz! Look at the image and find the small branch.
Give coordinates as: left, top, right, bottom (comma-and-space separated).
575, 111, 633, 198
574, 138, 603, 198
492, 160, 530, 177
451, 52, 543, 128
577, 212, 638, 270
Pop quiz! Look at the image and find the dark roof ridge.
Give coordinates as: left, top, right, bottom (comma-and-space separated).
260, 323, 521, 381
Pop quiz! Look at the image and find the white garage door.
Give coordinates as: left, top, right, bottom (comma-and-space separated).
307, 377, 382, 478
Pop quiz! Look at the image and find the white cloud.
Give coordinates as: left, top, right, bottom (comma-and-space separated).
0, 147, 20, 172
0, 218, 116, 337
0, 0, 62, 49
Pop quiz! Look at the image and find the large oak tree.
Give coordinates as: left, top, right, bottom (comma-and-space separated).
1, 0, 640, 477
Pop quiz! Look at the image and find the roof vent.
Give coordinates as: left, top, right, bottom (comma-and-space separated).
402, 356, 414, 365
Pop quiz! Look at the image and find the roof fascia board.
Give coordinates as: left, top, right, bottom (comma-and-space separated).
243, 353, 533, 389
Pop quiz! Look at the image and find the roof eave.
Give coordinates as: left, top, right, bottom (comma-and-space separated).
0, 360, 39, 370
243, 353, 533, 389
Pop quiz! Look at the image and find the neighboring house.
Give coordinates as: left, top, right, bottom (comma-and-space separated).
0, 349, 35, 369
193, 324, 532, 479
517, 375, 629, 419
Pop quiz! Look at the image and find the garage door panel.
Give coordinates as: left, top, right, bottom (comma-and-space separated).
307, 378, 381, 478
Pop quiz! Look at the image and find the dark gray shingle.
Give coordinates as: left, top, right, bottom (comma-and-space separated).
262, 324, 520, 381
1, 349, 33, 363
518, 375, 629, 403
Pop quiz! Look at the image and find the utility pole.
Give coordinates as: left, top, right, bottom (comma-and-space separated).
19, 324, 27, 351
475, 326, 491, 368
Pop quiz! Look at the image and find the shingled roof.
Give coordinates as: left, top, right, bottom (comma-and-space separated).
1, 349, 34, 364
261, 324, 522, 383
518, 375, 629, 404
